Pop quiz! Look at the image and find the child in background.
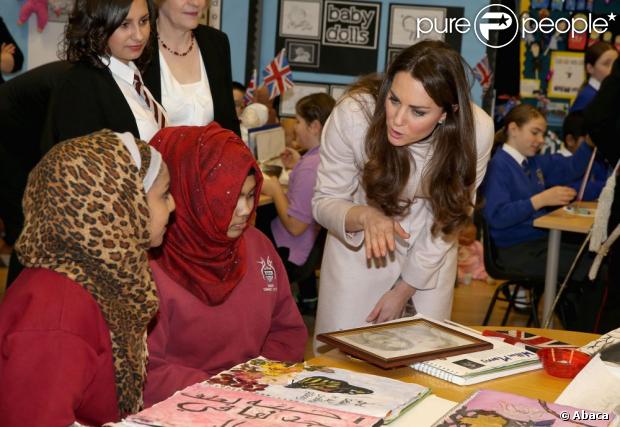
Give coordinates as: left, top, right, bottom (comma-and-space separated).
457, 221, 487, 284
570, 42, 618, 112
482, 104, 602, 331
560, 111, 608, 201
260, 93, 336, 313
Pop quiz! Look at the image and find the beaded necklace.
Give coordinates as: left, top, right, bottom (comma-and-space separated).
158, 32, 195, 57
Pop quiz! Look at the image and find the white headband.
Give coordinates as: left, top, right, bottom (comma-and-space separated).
115, 132, 162, 192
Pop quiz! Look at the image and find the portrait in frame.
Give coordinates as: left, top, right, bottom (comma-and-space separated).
317, 318, 492, 369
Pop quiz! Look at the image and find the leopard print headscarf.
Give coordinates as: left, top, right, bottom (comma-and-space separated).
15, 129, 159, 416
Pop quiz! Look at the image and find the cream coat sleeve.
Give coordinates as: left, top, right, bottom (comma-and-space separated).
400, 103, 494, 290
312, 95, 374, 248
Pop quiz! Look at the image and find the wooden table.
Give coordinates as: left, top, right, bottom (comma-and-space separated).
308, 327, 598, 403
533, 202, 596, 327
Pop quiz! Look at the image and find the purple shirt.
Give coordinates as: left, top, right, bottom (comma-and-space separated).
271, 146, 320, 266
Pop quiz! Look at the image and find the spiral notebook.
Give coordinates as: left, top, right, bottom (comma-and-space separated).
410, 323, 542, 385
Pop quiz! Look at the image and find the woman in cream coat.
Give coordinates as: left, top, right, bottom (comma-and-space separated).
313, 41, 494, 345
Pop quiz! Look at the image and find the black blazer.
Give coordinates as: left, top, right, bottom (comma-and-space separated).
0, 60, 72, 243
0, 17, 24, 85
47, 62, 141, 149
143, 25, 240, 135
584, 58, 620, 230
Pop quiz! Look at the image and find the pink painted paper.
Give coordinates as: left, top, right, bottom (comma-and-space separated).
435, 390, 615, 426
127, 383, 382, 427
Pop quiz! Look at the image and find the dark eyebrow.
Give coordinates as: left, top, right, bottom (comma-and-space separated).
388, 90, 431, 109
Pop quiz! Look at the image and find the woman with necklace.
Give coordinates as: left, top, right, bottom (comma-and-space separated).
142, 0, 239, 134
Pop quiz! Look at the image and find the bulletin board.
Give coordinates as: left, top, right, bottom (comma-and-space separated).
275, 0, 382, 75
518, 0, 620, 130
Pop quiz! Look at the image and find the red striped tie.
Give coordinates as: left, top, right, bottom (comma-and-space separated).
133, 72, 167, 129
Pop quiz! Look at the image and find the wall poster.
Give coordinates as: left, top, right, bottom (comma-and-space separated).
276, 0, 381, 75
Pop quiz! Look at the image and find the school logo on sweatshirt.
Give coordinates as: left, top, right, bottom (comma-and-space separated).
258, 257, 277, 291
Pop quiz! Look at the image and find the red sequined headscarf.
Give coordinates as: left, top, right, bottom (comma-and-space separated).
150, 124, 263, 305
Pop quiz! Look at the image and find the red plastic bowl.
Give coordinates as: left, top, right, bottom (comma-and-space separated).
538, 348, 591, 378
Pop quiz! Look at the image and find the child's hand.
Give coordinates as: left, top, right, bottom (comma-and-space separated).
280, 147, 301, 169
531, 186, 576, 209
260, 175, 280, 197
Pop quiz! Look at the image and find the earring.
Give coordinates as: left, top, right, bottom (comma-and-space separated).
438, 120, 445, 125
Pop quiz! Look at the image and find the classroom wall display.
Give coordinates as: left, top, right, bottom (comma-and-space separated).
518, 0, 620, 131
387, 3, 464, 55
279, 0, 323, 39
547, 51, 585, 99
279, 82, 330, 117
286, 39, 321, 67
200, 0, 222, 29
275, 0, 381, 75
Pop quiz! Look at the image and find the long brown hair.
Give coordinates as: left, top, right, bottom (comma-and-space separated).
360, 40, 477, 237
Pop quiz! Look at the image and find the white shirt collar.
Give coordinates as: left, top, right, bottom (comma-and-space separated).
502, 143, 527, 166
104, 56, 139, 85
589, 76, 601, 91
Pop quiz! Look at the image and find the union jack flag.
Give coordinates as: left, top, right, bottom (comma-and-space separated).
483, 330, 576, 353
243, 69, 257, 106
261, 49, 294, 100
473, 55, 492, 93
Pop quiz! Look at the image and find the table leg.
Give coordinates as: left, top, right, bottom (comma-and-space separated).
542, 229, 561, 328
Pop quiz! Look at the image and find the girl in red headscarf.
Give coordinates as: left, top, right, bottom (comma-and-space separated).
144, 123, 307, 407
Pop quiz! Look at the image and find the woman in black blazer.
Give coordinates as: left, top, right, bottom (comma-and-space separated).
49, 0, 166, 144
142, 0, 240, 135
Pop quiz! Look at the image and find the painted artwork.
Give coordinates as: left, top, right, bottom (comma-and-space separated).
125, 383, 382, 426
435, 390, 615, 427
207, 357, 430, 423
279, 0, 322, 39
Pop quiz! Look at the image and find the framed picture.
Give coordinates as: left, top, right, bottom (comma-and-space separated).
279, 82, 329, 117
330, 84, 349, 101
322, 0, 381, 50
286, 39, 320, 67
389, 4, 446, 48
317, 318, 492, 369
279, 0, 322, 39
548, 51, 585, 99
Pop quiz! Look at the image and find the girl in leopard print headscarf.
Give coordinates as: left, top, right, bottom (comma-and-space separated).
0, 129, 174, 426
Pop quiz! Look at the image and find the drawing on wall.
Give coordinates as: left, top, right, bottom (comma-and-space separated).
322, 0, 381, 50
286, 39, 320, 67
199, 0, 221, 29
389, 4, 446, 47
279, 82, 329, 117
279, 0, 322, 39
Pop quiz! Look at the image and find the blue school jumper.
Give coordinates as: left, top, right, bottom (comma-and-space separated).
482, 143, 593, 248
